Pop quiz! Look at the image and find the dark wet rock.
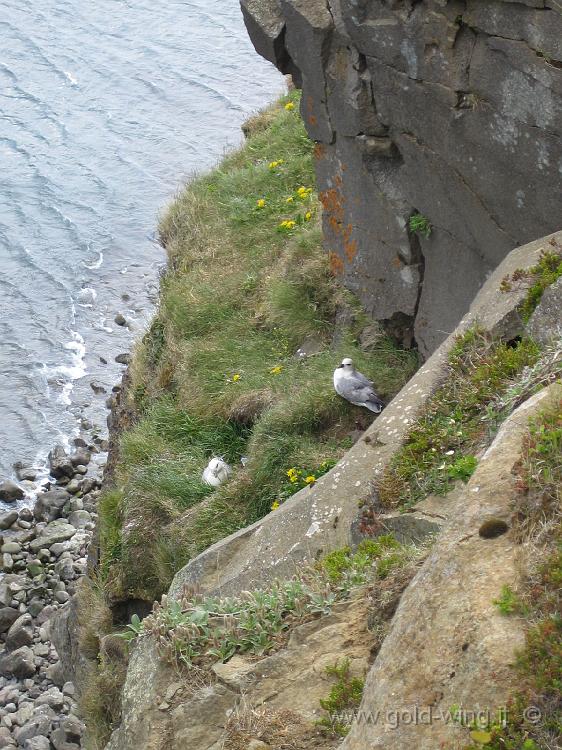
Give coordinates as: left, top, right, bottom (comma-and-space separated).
19, 508, 33, 523
48, 447, 74, 480
0, 608, 20, 633
0, 647, 36, 679
0, 480, 24, 502
33, 490, 70, 523
69, 449, 90, 467
114, 313, 127, 326
115, 352, 131, 365
16, 467, 38, 482
90, 381, 107, 395
5, 614, 33, 651
0, 512, 18, 531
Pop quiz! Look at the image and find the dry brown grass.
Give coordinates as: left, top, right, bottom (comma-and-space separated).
223, 697, 339, 750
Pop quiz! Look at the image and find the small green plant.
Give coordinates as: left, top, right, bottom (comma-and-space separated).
447, 454, 478, 481
317, 658, 364, 737
493, 585, 521, 616
118, 613, 143, 643
409, 212, 432, 238
319, 536, 399, 584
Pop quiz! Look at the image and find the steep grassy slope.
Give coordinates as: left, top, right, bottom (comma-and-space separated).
99, 92, 418, 605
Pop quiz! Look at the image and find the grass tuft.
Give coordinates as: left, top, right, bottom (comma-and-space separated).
408, 212, 432, 239
499, 246, 562, 322
376, 327, 542, 509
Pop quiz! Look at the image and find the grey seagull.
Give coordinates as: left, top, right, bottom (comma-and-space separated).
333, 357, 384, 413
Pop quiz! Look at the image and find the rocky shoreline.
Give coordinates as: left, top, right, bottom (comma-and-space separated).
0, 435, 106, 749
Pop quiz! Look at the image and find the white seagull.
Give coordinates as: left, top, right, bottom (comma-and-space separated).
202, 457, 232, 487
333, 357, 384, 413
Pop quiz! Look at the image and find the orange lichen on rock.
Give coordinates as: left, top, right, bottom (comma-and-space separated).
329, 251, 345, 276
314, 143, 326, 160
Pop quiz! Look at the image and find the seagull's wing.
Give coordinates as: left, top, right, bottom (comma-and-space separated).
338, 376, 374, 403
352, 369, 374, 387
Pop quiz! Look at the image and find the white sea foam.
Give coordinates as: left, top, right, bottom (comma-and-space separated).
64, 71, 78, 86
40, 332, 87, 406
76, 287, 97, 305
84, 251, 104, 270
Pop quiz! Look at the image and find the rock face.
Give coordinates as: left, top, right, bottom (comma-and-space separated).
107, 596, 372, 750
241, 0, 562, 355
342, 382, 560, 750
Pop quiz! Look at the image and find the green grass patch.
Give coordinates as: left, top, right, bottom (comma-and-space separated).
499, 247, 562, 322
99, 91, 418, 602
376, 327, 541, 509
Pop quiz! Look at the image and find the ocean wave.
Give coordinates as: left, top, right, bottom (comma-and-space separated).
38, 331, 87, 406
83, 250, 104, 269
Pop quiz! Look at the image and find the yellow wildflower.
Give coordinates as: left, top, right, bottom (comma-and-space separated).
279, 220, 296, 230
268, 159, 284, 170
271, 500, 280, 511
296, 186, 312, 199
304, 211, 312, 221
256, 198, 266, 208
286, 467, 299, 483
304, 475, 316, 484
284, 102, 295, 111
231, 373, 241, 382
270, 365, 283, 375
286, 196, 294, 203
